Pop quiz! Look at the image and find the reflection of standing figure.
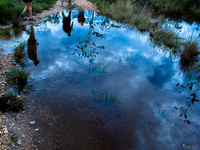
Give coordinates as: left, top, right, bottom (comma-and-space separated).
28, 25, 39, 66
78, 9, 85, 26
62, 10, 74, 37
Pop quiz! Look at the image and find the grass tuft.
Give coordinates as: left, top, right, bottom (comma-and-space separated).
6, 68, 31, 94
14, 42, 26, 66
180, 38, 200, 70
0, 92, 24, 112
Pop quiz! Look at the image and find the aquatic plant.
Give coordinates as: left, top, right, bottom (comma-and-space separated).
150, 26, 181, 53
6, 68, 31, 94
158, 109, 169, 116
105, 91, 108, 100
89, 56, 95, 62
102, 64, 108, 73
14, 42, 26, 66
0, 92, 24, 112
180, 37, 200, 70
114, 90, 117, 100
105, 91, 117, 102
119, 57, 121, 63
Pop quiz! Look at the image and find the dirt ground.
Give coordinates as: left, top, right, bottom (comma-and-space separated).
0, 0, 99, 149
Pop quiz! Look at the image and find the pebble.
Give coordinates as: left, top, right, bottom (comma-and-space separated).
29, 121, 36, 126
17, 139, 22, 145
4, 130, 8, 134
35, 128, 39, 132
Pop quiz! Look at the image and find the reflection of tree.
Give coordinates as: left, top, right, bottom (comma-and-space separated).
74, 11, 105, 61
176, 75, 200, 124
49, 12, 60, 24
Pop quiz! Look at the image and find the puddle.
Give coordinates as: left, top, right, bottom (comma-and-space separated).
1, 10, 200, 149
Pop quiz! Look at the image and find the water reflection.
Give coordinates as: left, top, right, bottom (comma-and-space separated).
0, 10, 200, 150
62, 10, 73, 37
147, 58, 174, 90
27, 25, 40, 66
78, 9, 85, 26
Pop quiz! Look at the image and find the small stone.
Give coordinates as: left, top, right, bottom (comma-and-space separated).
35, 128, 39, 132
29, 121, 36, 126
4, 130, 8, 134
17, 139, 22, 145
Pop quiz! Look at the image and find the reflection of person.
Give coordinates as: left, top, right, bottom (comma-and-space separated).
27, 26, 39, 66
21, 0, 35, 21
62, 10, 74, 37
78, 9, 85, 26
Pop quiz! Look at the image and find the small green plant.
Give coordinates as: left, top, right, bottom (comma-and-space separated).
6, 68, 31, 94
14, 42, 26, 66
105, 91, 108, 100
127, 55, 129, 60
110, 94, 114, 101
0, 92, 24, 112
105, 91, 117, 102
102, 64, 108, 73
89, 56, 95, 62
158, 109, 169, 117
119, 57, 121, 63
10, 133, 18, 142
114, 90, 117, 100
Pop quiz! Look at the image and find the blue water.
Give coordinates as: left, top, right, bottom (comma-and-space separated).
1, 10, 200, 150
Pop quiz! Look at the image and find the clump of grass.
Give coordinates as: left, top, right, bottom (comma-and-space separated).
6, 68, 31, 94
32, 3, 43, 14
14, 42, 26, 66
10, 5, 22, 27
180, 38, 200, 70
0, 92, 24, 112
95, 0, 159, 31
0, 28, 12, 39
150, 26, 181, 53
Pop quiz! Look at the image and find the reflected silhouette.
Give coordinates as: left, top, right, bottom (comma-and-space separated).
27, 25, 40, 66
176, 75, 200, 124
74, 11, 105, 62
78, 9, 85, 26
62, 10, 74, 37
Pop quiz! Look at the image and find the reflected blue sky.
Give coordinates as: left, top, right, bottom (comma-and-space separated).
0, 10, 200, 149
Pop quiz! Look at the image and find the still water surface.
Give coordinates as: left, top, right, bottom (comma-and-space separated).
1, 10, 200, 149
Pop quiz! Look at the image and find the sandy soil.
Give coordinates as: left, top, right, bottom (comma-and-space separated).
0, 0, 99, 149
